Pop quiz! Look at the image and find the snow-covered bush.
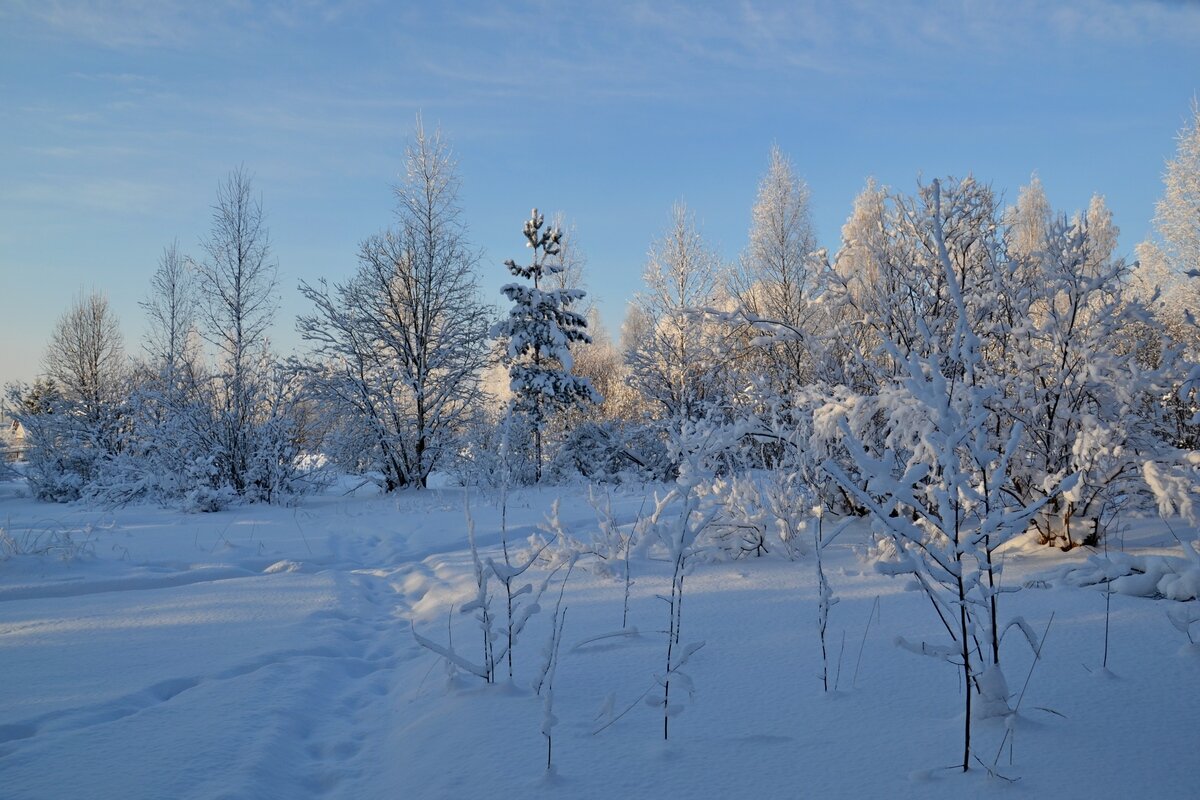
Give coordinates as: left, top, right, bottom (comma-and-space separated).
545, 421, 672, 484
182, 482, 237, 514
824, 180, 1069, 772
1061, 457, 1200, 611
6, 384, 118, 503
449, 411, 540, 489
706, 470, 810, 558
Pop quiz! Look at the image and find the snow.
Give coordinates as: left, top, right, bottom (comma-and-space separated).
1, 478, 1198, 798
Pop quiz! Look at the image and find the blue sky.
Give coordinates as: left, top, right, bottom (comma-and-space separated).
2, 0, 1198, 385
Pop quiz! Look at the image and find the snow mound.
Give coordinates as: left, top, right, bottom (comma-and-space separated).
1056, 549, 1200, 601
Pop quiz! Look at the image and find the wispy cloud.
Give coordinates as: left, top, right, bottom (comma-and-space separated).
69, 71, 158, 84
3, 0, 216, 49
5, 178, 171, 215
24, 144, 142, 160
1, 0, 380, 51
1047, 0, 1200, 43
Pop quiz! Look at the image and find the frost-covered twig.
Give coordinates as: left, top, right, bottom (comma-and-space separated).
533, 556, 576, 697
852, 596, 880, 689
814, 509, 849, 692
461, 499, 498, 682
539, 608, 567, 772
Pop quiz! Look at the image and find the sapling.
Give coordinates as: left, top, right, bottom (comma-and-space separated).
644, 424, 724, 739
490, 407, 554, 681
530, 497, 591, 569
576, 489, 643, 633
824, 180, 1073, 771
1102, 520, 1113, 669
812, 505, 850, 692
533, 556, 576, 696
533, 557, 575, 773
539, 608, 566, 773
489, 537, 554, 682
587, 486, 623, 564
622, 512, 636, 630
832, 631, 846, 691
411, 501, 498, 682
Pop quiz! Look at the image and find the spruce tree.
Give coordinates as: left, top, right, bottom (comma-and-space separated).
493, 209, 600, 481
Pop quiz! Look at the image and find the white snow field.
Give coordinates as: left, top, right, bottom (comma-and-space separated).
1, 476, 1198, 799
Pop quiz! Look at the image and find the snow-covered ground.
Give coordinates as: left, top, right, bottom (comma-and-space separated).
1, 476, 1197, 799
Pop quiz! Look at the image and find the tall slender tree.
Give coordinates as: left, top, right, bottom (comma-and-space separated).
194, 167, 279, 495
626, 203, 732, 427
141, 240, 197, 386
1005, 173, 1052, 262
134, 241, 204, 499
734, 145, 823, 392
1155, 99, 1200, 276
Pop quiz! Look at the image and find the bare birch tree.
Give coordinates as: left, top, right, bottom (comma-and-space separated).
194, 167, 279, 495
45, 290, 125, 426
299, 119, 491, 489
141, 240, 198, 386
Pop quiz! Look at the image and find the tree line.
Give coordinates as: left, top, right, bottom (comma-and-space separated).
6, 103, 1200, 545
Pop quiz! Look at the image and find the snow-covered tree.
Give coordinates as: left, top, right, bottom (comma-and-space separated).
180, 167, 309, 505
1083, 194, 1119, 276
831, 176, 1001, 380
45, 291, 126, 427
545, 214, 593, 320
627, 203, 734, 427
1135, 102, 1200, 451
568, 311, 628, 420
1000, 207, 1163, 545
1004, 173, 1052, 263
825, 180, 1068, 771
493, 209, 600, 482
833, 178, 888, 303
732, 145, 824, 393
124, 242, 210, 501
532, 223, 642, 478
14, 292, 127, 500
299, 120, 491, 489
1155, 99, 1200, 277
141, 241, 198, 385
193, 167, 280, 497
828, 178, 891, 389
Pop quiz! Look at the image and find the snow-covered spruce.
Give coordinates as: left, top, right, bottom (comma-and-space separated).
492, 209, 601, 483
